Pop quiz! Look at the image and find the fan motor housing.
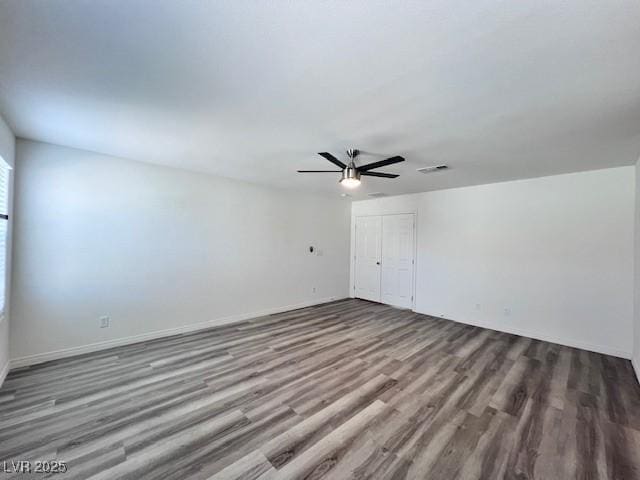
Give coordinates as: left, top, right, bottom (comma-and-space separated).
341, 166, 360, 183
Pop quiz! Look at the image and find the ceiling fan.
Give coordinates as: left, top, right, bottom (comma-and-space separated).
297, 149, 405, 188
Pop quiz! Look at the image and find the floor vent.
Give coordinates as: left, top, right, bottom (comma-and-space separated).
367, 192, 386, 197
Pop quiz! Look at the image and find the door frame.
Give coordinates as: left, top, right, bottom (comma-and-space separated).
353, 213, 417, 310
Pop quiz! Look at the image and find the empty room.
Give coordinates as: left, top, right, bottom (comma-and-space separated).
1, 1, 640, 479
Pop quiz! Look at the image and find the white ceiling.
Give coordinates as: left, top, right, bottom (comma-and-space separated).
1, 0, 639, 199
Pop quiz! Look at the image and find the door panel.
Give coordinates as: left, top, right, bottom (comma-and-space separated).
354, 216, 381, 302
381, 214, 415, 308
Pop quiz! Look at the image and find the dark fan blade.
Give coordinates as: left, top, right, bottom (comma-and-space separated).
318, 152, 347, 169
360, 171, 399, 178
297, 170, 343, 173
358, 155, 405, 172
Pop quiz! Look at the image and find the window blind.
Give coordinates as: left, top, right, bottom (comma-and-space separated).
0, 157, 10, 314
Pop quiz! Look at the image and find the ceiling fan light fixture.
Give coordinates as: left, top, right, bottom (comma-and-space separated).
340, 167, 361, 188
298, 149, 404, 187
340, 178, 361, 188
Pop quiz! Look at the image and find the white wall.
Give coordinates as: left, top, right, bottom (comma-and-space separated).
10, 140, 351, 365
0, 114, 14, 384
351, 167, 635, 358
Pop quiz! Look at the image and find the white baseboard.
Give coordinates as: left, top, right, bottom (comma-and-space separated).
9, 298, 632, 373
0, 360, 9, 388
415, 309, 631, 359
9, 296, 344, 369
633, 356, 640, 386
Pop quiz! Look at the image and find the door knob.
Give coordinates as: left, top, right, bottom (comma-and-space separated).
376, 261, 380, 265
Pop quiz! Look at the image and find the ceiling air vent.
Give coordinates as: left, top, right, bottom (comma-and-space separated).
367, 192, 386, 197
417, 165, 449, 174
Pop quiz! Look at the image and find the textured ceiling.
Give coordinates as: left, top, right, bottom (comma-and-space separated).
1, 0, 639, 198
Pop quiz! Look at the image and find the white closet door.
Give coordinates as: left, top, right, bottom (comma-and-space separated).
381, 214, 415, 308
354, 216, 382, 302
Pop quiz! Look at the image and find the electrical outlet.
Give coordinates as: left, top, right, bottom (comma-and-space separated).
100, 316, 110, 328
475, 303, 481, 310
503, 308, 511, 316
312, 287, 317, 294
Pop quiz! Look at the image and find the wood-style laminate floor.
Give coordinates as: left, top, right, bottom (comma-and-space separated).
1, 299, 640, 479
